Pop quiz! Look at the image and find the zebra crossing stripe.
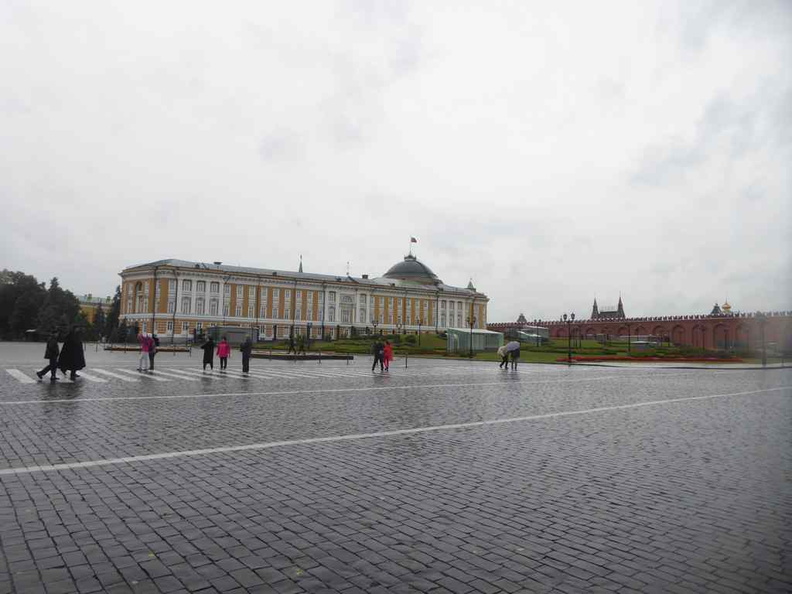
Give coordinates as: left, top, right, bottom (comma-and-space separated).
165, 368, 221, 379
92, 369, 139, 382
74, 371, 108, 383
150, 370, 200, 381
114, 369, 170, 382
5, 369, 36, 384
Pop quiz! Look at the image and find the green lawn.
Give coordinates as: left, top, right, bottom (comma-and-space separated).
254, 334, 752, 364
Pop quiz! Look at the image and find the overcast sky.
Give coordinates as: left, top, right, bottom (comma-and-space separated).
1, 0, 790, 322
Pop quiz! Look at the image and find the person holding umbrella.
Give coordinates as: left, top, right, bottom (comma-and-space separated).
505, 340, 521, 370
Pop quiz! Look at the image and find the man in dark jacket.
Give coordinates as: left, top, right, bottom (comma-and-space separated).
58, 327, 86, 380
371, 339, 385, 372
36, 330, 60, 381
240, 336, 253, 373
201, 337, 215, 371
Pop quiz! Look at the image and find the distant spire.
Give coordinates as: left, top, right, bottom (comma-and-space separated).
346, 261, 350, 276
298, 255, 303, 273
592, 298, 599, 319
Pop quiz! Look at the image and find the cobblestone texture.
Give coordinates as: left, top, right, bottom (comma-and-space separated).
0, 344, 790, 592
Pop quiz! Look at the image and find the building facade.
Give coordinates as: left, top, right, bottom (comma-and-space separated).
489, 300, 791, 352
118, 255, 488, 341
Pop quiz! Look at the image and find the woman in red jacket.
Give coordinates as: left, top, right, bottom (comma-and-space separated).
217, 337, 231, 371
383, 340, 394, 371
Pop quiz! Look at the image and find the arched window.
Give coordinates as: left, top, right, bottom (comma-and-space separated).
195, 298, 205, 315
182, 280, 192, 292
210, 300, 218, 315
181, 297, 191, 314
328, 306, 336, 322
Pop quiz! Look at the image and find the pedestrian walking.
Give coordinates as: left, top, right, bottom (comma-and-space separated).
510, 344, 521, 370
297, 334, 306, 355
287, 334, 297, 355
137, 332, 151, 372
383, 340, 394, 371
240, 336, 253, 374
36, 330, 60, 381
217, 336, 231, 371
148, 334, 159, 371
371, 338, 385, 372
497, 345, 509, 369
58, 327, 86, 380
201, 336, 215, 371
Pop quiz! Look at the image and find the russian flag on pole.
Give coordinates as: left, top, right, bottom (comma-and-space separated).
410, 237, 418, 243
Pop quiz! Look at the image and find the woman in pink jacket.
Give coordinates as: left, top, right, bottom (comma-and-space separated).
217, 337, 231, 371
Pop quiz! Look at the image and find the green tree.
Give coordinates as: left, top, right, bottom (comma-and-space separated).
104, 286, 121, 339
36, 278, 81, 334
0, 270, 46, 339
93, 303, 106, 340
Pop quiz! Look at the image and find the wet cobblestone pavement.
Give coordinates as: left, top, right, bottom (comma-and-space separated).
1, 344, 790, 593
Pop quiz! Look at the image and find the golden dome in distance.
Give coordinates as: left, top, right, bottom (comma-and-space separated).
722, 300, 732, 312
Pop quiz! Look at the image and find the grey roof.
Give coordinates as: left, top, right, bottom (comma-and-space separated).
382, 255, 442, 284
122, 258, 485, 297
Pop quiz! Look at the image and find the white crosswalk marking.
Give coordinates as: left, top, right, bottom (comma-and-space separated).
6, 369, 36, 384
74, 371, 108, 383
114, 369, 170, 381
149, 370, 200, 381
165, 368, 221, 379
92, 369, 140, 382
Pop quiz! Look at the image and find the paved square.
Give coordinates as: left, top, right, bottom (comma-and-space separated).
1, 343, 790, 593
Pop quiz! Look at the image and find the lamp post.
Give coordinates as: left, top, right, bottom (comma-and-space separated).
417, 317, 423, 345
306, 322, 312, 349
563, 313, 575, 364
466, 315, 477, 358
756, 312, 767, 367
371, 318, 378, 336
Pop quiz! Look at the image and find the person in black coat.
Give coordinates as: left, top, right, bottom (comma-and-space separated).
240, 336, 253, 373
201, 337, 215, 371
371, 339, 385, 372
37, 330, 60, 381
58, 327, 86, 380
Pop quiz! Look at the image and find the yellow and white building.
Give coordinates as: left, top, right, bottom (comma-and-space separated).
118, 255, 488, 341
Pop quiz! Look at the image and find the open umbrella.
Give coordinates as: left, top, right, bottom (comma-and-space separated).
505, 341, 521, 352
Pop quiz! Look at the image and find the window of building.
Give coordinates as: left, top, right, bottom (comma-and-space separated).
328, 291, 336, 303
457, 301, 462, 310
296, 308, 301, 320
307, 308, 313, 321
167, 300, 175, 314
359, 294, 366, 304
328, 306, 336, 322
182, 280, 192, 292
210, 282, 219, 293
182, 321, 189, 333
284, 308, 290, 320
441, 314, 446, 326
248, 305, 254, 318
167, 321, 173, 331
284, 289, 291, 301
457, 314, 462, 326
169, 280, 176, 293
236, 285, 243, 298
210, 300, 218, 315
196, 322, 202, 330
195, 298, 205, 315
248, 286, 255, 298
296, 290, 302, 303
196, 281, 205, 292
235, 305, 242, 317
224, 284, 231, 296
223, 304, 229, 317
341, 309, 350, 323
359, 308, 365, 322
449, 301, 454, 310
181, 297, 191, 314
144, 283, 150, 295
260, 305, 267, 318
